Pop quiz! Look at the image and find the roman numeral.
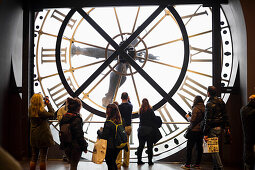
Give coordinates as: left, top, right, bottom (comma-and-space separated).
156, 105, 179, 136
47, 77, 75, 108
83, 113, 94, 134
51, 10, 77, 29
177, 76, 207, 109
41, 47, 67, 63
190, 46, 212, 63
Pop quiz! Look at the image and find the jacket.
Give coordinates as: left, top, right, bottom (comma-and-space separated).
203, 96, 228, 135
119, 102, 133, 126
29, 103, 55, 147
139, 108, 158, 129
240, 99, 255, 143
60, 113, 88, 151
138, 108, 162, 144
97, 120, 117, 149
190, 102, 205, 132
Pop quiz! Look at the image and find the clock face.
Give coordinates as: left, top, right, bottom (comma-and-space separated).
33, 5, 236, 160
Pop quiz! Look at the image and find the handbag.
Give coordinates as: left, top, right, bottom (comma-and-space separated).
155, 116, 162, 128
92, 139, 107, 164
184, 128, 192, 139
184, 108, 204, 139
203, 137, 219, 153
153, 128, 162, 144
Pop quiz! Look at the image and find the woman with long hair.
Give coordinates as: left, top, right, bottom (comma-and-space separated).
29, 93, 54, 170
181, 95, 205, 169
137, 98, 157, 166
97, 103, 122, 170
60, 97, 88, 170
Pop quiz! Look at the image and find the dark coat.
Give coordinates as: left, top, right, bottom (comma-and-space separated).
138, 108, 162, 144
119, 102, 133, 127
60, 113, 88, 151
190, 102, 205, 132
203, 96, 229, 135
97, 120, 117, 149
29, 103, 55, 148
240, 100, 255, 144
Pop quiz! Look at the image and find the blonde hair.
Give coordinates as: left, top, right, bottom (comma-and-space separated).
29, 93, 45, 117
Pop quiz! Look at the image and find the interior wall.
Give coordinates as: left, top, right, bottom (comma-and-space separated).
240, 0, 255, 98
0, 0, 26, 159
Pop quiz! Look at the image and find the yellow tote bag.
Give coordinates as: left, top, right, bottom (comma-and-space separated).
203, 137, 219, 153
92, 139, 107, 164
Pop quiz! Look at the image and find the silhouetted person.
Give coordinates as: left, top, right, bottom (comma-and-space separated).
137, 98, 158, 166
116, 92, 133, 168
29, 93, 55, 170
202, 86, 229, 170
181, 95, 205, 169
97, 103, 123, 170
240, 95, 255, 170
60, 97, 88, 170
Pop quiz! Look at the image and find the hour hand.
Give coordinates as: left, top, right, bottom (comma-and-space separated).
70, 44, 113, 59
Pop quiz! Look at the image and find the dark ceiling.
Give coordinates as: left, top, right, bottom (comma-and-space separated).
25, 0, 228, 11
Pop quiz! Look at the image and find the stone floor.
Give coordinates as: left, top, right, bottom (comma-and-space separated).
20, 160, 242, 170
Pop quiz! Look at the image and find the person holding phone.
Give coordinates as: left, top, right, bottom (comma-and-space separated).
29, 93, 54, 170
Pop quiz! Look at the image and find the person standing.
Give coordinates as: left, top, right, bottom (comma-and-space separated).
137, 98, 158, 166
181, 96, 205, 169
29, 93, 55, 170
60, 97, 88, 170
202, 86, 229, 170
56, 101, 69, 162
116, 92, 133, 168
97, 103, 122, 170
240, 95, 255, 170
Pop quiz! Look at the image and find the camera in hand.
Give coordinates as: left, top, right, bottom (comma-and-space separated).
43, 96, 49, 104
188, 111, 192, 117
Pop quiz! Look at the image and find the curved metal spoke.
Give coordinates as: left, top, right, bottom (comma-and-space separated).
114, 8, 124, 41
134, 13, 167, 47
70, 60, 105, 71
131, 7, 140, 33
35, 30, 70, 41
128, 65, 141, 107
36, 60, 104, 81
136, 29, 212, 52
143, 57, 211, 77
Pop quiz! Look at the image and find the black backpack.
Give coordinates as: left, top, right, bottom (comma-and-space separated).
107, 120, 128, 149
59, 116, 76, 147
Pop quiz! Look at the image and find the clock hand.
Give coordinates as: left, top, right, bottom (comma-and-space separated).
102, 63, 127, 107
136, 52, 159, 63
71, 43, 114, 58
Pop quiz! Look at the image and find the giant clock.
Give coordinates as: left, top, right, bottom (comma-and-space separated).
33, 5, 237, 161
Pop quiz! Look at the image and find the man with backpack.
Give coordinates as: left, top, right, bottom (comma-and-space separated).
116, 92, 133, 168
202, 86, 229, 170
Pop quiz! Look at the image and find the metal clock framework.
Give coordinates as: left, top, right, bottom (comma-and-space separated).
33, 3, 236, 160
